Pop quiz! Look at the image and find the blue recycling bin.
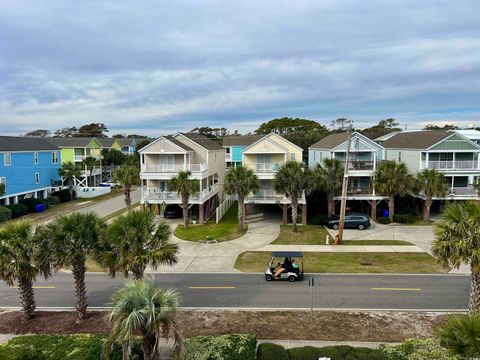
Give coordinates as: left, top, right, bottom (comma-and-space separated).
35, 204, 45, 213
382, 209, 389, 218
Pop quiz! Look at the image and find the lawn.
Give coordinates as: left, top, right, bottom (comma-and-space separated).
174, 202, 247, 242
235, 251, 447, 273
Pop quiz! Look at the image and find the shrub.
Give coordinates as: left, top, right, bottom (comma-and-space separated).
0, 206, 12, 222
308, 213, 327, 225
437, 313, 480, 359
257, 343, 289, 360
19, 198, 44, 213
382, 338, 456, 360
179, 333, 256, 360
4, 204, 29, 219
46, 196, 60, 206
0, 334, 143, 360
393, 213, 418, 224
376, 217, 391, 224
50, 189, 75, 203
288, 345, 387, 360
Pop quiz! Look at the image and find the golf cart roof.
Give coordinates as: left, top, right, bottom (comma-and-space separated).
271, 251, 304, 258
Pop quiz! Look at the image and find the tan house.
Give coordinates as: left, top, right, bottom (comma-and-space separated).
139, 133, 225, 223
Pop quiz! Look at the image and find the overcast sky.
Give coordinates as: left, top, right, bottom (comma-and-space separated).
1, 0, 479, 136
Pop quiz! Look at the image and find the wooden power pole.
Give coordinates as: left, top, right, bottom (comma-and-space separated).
335, 130, 352, 245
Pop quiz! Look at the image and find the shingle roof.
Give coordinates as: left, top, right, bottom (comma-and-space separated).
165, 136, 194, 151
222, 135, 263, 147
309, 133, 349, 149
97, 138, 117, 148
47, 137, 97, 147
0, 136, 59, 151
381, 131, 452, 149
178, 133, 223, 150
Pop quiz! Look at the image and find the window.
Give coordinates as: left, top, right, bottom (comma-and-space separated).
35, 172, 40, 184
398, 151, 402, 162
52, 151, 59, 164
34, 152, 39, 164
3, 153, 11, 166
291, 153, 296, 161
226, 147, 231, 154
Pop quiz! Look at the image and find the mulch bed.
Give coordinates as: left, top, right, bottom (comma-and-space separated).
0, 310, 448, 342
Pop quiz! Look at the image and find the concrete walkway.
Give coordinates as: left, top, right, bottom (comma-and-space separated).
256, 244, 424, 253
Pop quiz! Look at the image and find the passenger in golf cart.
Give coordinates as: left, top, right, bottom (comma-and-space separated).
265, 251, 304, 282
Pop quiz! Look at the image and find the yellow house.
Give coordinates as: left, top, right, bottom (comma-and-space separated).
241, 133, 306, 224
98, 138, 122, 152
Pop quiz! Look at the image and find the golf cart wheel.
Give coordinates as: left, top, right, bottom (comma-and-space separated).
333, 224, 339, 230
265, 274, 274, 281
358, 224, 365, 230
288, 275, 296, 282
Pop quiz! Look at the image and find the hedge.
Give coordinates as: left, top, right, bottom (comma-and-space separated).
381, 338, 456, 360
376, 217, 391, 224
0, 334, 143, 360
393, 213, 418, 224
19, 198, 44, 213
179, 333, 256, 360
4, 204, 29, 219
46, 196, 61, 206
308, 213, 327, 225
0, 206, 12, 222
288, 345, 387, 360
50, 189, 75, 203
257, 343, 289, 360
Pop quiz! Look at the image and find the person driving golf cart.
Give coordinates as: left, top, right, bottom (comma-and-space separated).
265, 251, 304, 282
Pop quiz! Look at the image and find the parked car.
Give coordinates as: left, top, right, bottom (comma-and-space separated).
163, 205, 182, 219
327, 214, 370, 230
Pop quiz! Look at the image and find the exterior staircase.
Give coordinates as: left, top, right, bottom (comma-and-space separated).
245, 212, 264, 224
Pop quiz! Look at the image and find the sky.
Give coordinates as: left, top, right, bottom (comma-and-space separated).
0, 0, 479, 137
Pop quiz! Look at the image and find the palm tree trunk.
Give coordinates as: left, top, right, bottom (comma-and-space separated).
469, 264, 480, 312
291, 195, 298, 233
388, 195, 395, 222
327, 192, 335, 217
423, 195, 432, 222
122, 341, 131, 360
238, 196, 244, 231
142, 332, 159, 360
72, 255, 88, 320
182, 193, 189, 229
132, 264, 144, 280
18, 277, 36, 321
124, 184, 132, 210
68, 177, 74, 200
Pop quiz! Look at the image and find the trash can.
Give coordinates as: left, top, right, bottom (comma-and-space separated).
35, 204, 45, 213
382, 209, 389, 218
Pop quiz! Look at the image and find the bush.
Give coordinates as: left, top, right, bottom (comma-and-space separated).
46, 196, 60, 206
308, 213, 327, 225
376, 217, 391, 224
437, 313, 480, 359
19, 198, 44, 213
382, 338, 456, 360
179, 333, 256, 360
393, 213, 418, 224
4, 204, 29, 219
0, 334, 143, 360
50, 188, 75, 203
288, 345, 387, 360
0, 206, 12, 222
257, 343, 289, 360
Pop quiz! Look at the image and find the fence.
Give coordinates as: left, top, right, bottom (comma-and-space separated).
216, 195, 235, 223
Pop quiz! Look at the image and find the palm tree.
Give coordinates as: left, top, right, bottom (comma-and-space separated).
415, 169, 448, 221
373, 160, 414, 222
437, 313, 480, 359
82, 156, 100, 187
0, 221, 51, 320
46, 212, 105, 320
168, 171, 200, 228
433, 201, 480, 312
274, 161, 313, 232
223, 166, 260, 231
314, 158, 343, 217
0, 182, 5, 196
104, 277, 184, 360
101, 210, 178, 280
113, 165, 140, 210
59, 161, 80, 200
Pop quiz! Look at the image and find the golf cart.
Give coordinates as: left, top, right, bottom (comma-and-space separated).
265, 251, 304, 282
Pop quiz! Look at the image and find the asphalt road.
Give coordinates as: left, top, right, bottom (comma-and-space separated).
0, 273, 469, 311
78, 188, 140, 218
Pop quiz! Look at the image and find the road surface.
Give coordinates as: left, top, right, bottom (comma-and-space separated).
0, 273, 469, 311
78, 188, 140, 218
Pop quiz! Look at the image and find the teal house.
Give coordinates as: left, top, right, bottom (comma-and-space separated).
222, 135, 263, 168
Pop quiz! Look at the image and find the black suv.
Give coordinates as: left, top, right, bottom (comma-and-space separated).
327, 214, 370, 230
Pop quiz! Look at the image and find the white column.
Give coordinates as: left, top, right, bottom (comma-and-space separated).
43, 189, 48, 199
372, 151, 376, 169
33, 192, 38, 199
453, 152, 456, 170
425, 153, 429, 169
184, 154, 187, 170
5, 197, 10, 205
13, 196, 18, 204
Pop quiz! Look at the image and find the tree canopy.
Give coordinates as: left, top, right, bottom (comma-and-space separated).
53, 123, 109, 138
255, 117, 327, 134
24, 129, 51, 137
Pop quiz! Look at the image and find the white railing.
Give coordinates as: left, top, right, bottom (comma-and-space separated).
254, 163, 281, 173
142, 183, 219, 202
141, 162, 208, 173
246, 190, 285, 200
75, 154, 101, 162
216, 195, 235, 223
449, 187, 478, 196
426, 161, 479, 170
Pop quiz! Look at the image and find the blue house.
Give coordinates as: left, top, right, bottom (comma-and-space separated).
0, 136, 62, 205
222, 135, 263, 168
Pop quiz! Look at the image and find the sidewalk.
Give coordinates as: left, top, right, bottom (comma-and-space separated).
255, 244, 424, 253
258, 339, 398, 349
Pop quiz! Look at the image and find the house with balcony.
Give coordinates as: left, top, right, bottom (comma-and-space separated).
381, 130, 480, 200
0, 136, 62, 205
139, 133, 225, 223
116, 137, 148, 155
222, 135, 262, 169
309, 132, 387, 218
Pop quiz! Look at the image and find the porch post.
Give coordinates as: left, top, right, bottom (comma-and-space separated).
282, 204, 288, 225
199, 203, 204, 225
184, 154, 187, 171
141, 203, 145, 212
371, 200, 377, 220
156, 204, 161, 216
302, 204, 307, 225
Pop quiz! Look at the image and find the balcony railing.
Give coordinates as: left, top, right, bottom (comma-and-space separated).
75, 154, 102, 162
425, 161, 479, 170
142, 184, 219, 202
347, 187, 373, 195
448, 186, 478, 196
254, 163, 282, 173
347, 161, 374, 170
246, 190, 285, 201
141, 162, 208, 173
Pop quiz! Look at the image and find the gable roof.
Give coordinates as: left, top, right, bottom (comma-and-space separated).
0, 136, 59, 152
381, 131, 452, 149
47, 137, 100, 148
309, 133, 349, 149
241, 133, 301, 153
165, 136, 194, 151
222, 135, 263, 147
176, 133, 223, 150
97, 138, 119, 148
138, 136, 193, 153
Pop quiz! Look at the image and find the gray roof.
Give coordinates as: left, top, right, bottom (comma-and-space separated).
309, 133, 349, 149
222, 135, 263, 147
165, 136, 194, 151
47, 137, 97, 147
381, 131, 452, 149
97, 138, 117, 148
0, 136, 59, 151
115, 137, 149, 146
179, 133, 223, 150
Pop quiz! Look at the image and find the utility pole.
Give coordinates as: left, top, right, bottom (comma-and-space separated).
336, 130, 352, 245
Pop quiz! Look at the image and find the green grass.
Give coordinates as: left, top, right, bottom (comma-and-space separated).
103, 202, 140, 221
272, 225, 334, 245
174, 202, 247, 242
235, 251, 448, 273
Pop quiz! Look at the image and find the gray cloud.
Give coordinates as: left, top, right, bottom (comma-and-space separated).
0, 0, 479, 136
